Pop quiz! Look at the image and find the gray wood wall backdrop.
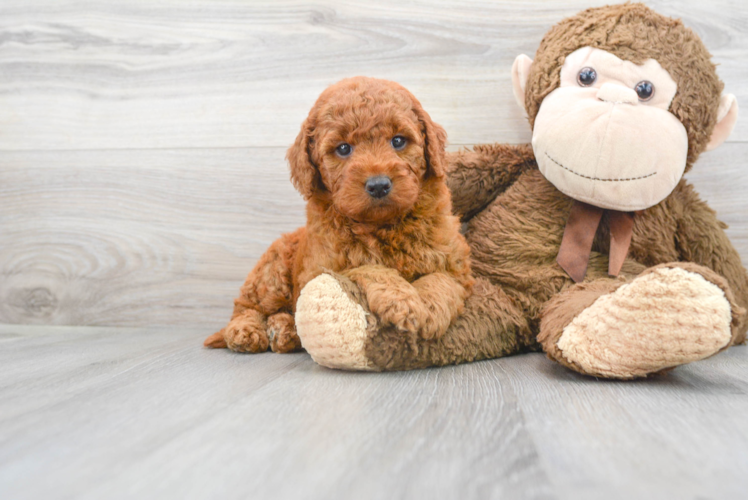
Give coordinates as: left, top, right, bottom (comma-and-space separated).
1, 0, 747, 329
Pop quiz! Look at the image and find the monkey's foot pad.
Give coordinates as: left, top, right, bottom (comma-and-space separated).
557, 266, 733, 379
296, 273, 377, 371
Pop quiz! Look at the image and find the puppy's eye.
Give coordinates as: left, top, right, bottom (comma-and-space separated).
577, 67, 597, 87
634, 81, 655, 101
391, 136, 407, 150
335, 143, 352, 158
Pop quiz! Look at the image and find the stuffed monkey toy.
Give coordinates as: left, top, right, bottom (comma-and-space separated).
295, 3, 748, 379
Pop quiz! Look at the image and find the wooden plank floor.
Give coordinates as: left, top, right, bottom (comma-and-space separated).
1, 324, 747, 500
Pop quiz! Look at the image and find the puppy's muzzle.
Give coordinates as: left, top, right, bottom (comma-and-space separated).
365, 176, 392, 199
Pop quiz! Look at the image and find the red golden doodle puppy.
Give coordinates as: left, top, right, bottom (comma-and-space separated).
204, 76, 473, 353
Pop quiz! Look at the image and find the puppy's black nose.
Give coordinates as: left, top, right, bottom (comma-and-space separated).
365, 176, 392, 199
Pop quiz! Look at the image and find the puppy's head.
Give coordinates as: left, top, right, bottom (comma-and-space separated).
286, 76, 447, 223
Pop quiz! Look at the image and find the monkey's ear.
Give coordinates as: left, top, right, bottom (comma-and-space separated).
512, 54, 534, 111
413, 102, 448, 178
286, 117, 320, 199
705, 94, 738, 152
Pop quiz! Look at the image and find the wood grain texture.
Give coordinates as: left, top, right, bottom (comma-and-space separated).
0, 147, 306, 328
500, 349, 748, 500
1, 324, 746, 500
0, 0, 746, 151
0, 0, 747, 329
2, 143, 746, 328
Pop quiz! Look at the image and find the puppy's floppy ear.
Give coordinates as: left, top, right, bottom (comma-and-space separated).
412, 101, 448, 178
286, 115, 321, 200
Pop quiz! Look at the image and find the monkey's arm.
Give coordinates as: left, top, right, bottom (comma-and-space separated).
447, 143, 536, 221
674, 182, 748, 342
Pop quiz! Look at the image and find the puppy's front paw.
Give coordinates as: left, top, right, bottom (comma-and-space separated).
418, 305, 453, 340
367, 289, 425, 336
267, 312, 302, 353
224, 310, 269, 353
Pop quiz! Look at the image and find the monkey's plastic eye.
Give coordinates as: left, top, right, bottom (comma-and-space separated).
335, 143, 352, 157
391, 136, 407, 150
577, 67, 597, 86
634, 81, 654, 101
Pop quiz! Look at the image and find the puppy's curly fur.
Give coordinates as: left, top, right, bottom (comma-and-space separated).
204, 77, 473, 353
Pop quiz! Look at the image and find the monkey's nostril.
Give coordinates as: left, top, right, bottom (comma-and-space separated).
365, 176, 392, 199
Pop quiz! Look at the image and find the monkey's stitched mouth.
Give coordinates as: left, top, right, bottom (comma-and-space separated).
545, 152, 657, 182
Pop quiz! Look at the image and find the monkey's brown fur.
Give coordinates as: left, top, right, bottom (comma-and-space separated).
301, 4, 748, 376
204, 77, 472, 353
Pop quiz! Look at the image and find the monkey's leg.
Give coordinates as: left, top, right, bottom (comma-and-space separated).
296, 274, 534, 371
204, 229, 301, 353
538, 262, 742, 379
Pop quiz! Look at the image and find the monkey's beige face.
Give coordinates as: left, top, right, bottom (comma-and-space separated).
530, 47, 688, 211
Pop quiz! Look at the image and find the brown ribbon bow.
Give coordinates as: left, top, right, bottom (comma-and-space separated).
556, 200, 635, 283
